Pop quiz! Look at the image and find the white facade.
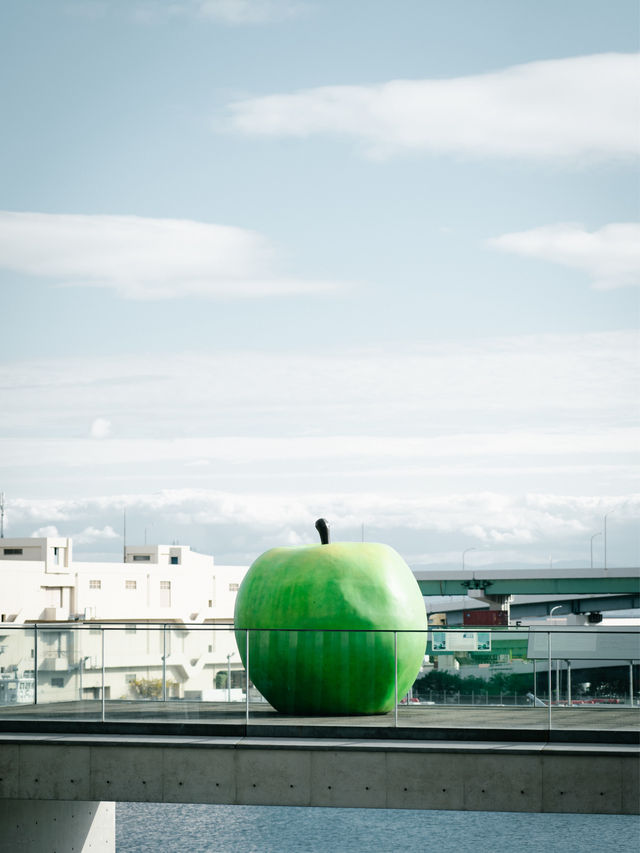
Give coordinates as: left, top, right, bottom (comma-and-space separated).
0, 537, 246, 624
0, 537, 249, 705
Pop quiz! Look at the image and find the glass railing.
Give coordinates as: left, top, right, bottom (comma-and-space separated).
0, 624, 637, 731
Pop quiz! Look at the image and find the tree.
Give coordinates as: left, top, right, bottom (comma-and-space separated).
129, 678, 176, 699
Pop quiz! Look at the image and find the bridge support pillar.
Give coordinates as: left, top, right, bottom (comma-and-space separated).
468, 590, 512, 615
0, 799, 114, 852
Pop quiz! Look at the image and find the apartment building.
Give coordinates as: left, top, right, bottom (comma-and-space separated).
0, 536, 248, 704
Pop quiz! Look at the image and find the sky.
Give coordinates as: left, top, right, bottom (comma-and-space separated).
0, 0, 638, 571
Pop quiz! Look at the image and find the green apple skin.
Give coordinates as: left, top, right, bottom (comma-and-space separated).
234, 541, 427, 715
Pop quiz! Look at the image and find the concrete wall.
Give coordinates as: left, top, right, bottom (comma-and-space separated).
0, 736, 636, 815
0, 799, 114, 852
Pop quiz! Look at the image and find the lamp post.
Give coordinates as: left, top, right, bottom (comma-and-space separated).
603, 508, 617, 570
462, 548, 476, 571
604, 501, 629, 570
590, 532, 602, 569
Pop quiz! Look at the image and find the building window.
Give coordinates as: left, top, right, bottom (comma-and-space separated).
160, 580, 171, 607
125, 673, 137, 683
50, 677, 64, 688
3, 548, 22, 556
133, 555, 151, 562
89, 580, 101, 590
125, 580, 137, 590
229, 583, 239, 592
170, 556, 178, 565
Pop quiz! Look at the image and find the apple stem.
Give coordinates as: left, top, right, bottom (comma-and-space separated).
315, 518, 330, 544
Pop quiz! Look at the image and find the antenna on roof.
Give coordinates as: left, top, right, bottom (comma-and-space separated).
0, 493, 4, 538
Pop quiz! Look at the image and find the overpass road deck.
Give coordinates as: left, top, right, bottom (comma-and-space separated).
0, 704, 637, 851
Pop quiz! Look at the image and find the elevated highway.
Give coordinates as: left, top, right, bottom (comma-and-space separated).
414, 565, 640, 597
431, 593, 640, 625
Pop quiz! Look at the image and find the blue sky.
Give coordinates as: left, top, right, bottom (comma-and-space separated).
0, 0, 638, 569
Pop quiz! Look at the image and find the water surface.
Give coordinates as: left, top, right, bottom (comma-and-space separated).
116, 803, 640, 853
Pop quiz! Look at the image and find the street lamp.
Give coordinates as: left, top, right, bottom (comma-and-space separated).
603, 508, 618, 570
462, 548, 476, 571
604, 501, 629, 569
590, 532, 602, 569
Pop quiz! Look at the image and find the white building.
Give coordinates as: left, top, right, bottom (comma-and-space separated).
0, 536, 246, 624
0, 537, 249, 705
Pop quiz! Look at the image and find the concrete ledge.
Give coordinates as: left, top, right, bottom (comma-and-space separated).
0, 733, 637, 814
0, 718, 637, 745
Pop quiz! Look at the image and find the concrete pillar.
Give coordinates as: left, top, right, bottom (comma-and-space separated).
0, 799, 114, 852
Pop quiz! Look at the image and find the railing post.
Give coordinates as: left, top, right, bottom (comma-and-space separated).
33, 625, 38, 706
162, 624, 167, 702
630, 661, 634, 707
547, 631, 552, 729
533, 659, 537, 705
394, 631, 398, 728
245, 629, 250, 726
101, 626, 105, 723
567, 660, 572, 707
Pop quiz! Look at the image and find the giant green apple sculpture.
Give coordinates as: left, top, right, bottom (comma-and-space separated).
234, 519, 427, 715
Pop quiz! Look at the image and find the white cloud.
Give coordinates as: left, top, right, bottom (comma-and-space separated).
31, 525, 60, 538
487, 222, 640, 289
194, 0, 303, 24
90, 418, 111, 439
130, 0, 304, 24
0, 212, 341, 300
2, 431, 638, 471
63, 2, 109, 18
0, 331, 636, 439
9, 489, 639, 567
30, 523, 119, 544
73, 525, 120, 544
1, 333, 636, 564
226, 53, 639, 161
